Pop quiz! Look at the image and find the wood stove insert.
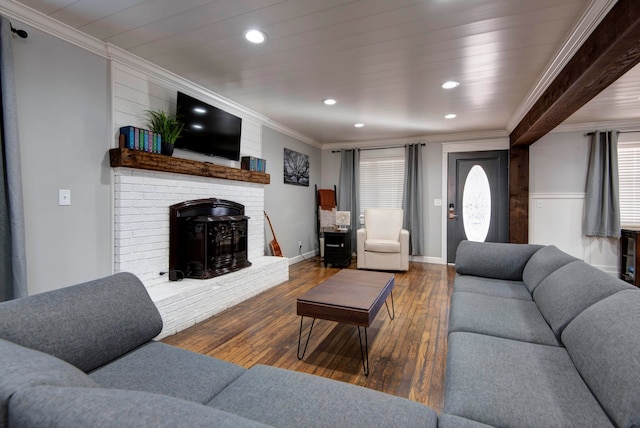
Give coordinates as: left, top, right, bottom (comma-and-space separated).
169, 198, 251, 281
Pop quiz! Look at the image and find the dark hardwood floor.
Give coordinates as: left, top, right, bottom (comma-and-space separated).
162, 258, 456, 412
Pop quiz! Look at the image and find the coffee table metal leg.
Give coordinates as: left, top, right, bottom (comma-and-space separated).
297, 316, 316, 360
384, 291, 395, 320
357, 326, 369, 376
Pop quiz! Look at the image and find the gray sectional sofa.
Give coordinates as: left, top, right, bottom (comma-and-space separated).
0, 272, 437, 427
444, 240, 640, 427
2, 241, 639, 427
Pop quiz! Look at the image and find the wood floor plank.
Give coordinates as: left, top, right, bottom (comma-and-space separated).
162, 258, 455, 412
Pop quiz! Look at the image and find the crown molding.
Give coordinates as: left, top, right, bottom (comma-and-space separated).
322, 129, 508, 150
506, 0, 618, 133
553, 118, 640, 134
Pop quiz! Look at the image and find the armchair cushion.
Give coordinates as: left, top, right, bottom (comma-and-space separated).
365, 239, 401, 253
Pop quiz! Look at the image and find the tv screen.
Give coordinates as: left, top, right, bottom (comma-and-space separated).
175, 92, 242, 161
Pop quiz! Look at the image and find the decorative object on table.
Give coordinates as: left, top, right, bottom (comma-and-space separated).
284, 148, 309, 186
264, 210, 283, 257
119, 126, 162, 154
241, 156, 267, 173
145, 109, 184, 156
335, 211, 351, 231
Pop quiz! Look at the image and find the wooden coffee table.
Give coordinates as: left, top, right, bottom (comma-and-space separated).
296, 269, 395, 375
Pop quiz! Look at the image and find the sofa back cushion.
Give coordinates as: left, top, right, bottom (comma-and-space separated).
454, 241, 543, 281
0, 339, 97, 428
561, 290, 640, 428
522, 245, 578, 293
8, 386, 269, 428
533, 261, 633, 337
0, 272, 162, 373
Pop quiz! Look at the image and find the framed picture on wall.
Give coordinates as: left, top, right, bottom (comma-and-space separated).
284, 148, 309, 186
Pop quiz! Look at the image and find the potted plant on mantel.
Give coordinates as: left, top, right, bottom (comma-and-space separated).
146, 109, 184, 156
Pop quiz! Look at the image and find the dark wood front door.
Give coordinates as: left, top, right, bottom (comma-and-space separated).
447, 150, 509, 263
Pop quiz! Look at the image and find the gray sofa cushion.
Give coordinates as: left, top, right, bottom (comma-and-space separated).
0, 339, 97, 428
438, 414, 495, 428
454, 240, 543, 280
448, 292, 559, 346
0, 272, 162, 372
562, 290, 640, 428
444, 332, 612, 428
533, 260, 633, 337
453, 275, 532, 300
208, 364, 437, 428
90, 341, 246, 404
522, 245, 578, 293
8, 386, 269, 428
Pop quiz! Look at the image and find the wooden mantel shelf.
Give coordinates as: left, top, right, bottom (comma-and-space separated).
109, 148, 270, 185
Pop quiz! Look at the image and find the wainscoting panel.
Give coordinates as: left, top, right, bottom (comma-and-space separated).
529, 193, 618, 275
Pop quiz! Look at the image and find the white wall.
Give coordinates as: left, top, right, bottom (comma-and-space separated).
529, 130, 618, 274
262, 127, 321, 260
12, 22, 112, 294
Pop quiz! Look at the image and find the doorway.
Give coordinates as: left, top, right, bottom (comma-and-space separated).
447, 150, 509, 263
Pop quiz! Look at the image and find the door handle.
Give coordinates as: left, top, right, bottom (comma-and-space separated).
448, 203, 458, 220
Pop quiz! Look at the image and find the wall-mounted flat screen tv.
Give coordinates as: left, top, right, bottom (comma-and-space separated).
175, 91, 242, 161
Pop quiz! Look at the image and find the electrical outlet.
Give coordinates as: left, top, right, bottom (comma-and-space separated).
298, 241, 302, 249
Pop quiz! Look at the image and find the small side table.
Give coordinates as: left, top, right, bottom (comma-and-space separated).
323, 229, 352, 267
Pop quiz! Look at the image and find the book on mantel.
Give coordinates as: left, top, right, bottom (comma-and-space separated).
241, 156, 266, 173
119, 126, 162, 154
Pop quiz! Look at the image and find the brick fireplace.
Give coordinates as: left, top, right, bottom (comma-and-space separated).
112, 167, 288, 338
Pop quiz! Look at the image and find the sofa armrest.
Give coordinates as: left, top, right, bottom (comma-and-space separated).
454, 240, 543, 280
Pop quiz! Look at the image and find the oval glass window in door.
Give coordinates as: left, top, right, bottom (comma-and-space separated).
462, 165, 491, 242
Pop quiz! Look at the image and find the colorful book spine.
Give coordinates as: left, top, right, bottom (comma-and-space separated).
119, 126, 136, 149
241, 156, 266, 172
119, 126, 164, 153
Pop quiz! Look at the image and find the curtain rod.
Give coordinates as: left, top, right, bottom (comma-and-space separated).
331, 143, 425, 153
584, 130, 640, 136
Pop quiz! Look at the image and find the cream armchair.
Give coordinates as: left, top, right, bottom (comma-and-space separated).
357, 208, 409, 271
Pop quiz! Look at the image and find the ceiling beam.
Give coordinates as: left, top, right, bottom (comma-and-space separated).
510, 0, 640, 147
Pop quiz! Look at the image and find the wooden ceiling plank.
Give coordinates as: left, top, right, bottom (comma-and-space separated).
510, 0, 640, 147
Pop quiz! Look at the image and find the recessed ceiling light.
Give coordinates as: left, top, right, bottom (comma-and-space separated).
244, 29, 266, 44
354, 123, 365, 128
442, 81, 460, 89
323, 98, 337, 105
445, 114, 457, 119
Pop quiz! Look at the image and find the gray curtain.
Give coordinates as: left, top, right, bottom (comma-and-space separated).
402, 143, 424, 255
338, 149, 360, 247
0, 16, 28, 300
583, 130, 620, 238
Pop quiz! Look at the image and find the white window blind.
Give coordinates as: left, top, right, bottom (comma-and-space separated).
359, 148, 405, 225
617, 141, 640, 227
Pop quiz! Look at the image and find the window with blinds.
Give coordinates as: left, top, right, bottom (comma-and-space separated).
359, 147, 405, 226
618, 141, 640, 227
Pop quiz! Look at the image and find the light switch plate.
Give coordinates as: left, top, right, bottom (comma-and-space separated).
59, 189, 71, 206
